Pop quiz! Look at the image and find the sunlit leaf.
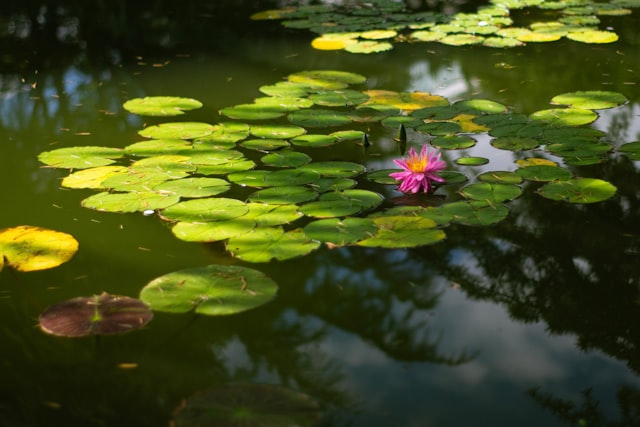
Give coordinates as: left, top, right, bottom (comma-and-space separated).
260, 150, 312, 168
357, 215, 446, 248
309, 90, 370, 107
123, 96, 202, 116
226, 228, 320, 263
0, 225, 79, 272
124, 139, 192, 157
152, 177, 230, 198
291, 134, 339, 148
82, 191, 180, 213
456, 157, 489, 166
171, 218, 256, 242
432, 135, 477, 150
61, 166, 128, 189
303, 217, 377, 246
219, 103, 288, 120
460, 183, 522, 203
530, 108, 598, 126
550, 91, 628, 110
239, 138, 290, 151
491, 136, 540, 151
38, 146, 124, 169
618, 141, 640, 160
160, 198, 248, 222
138, 122, 216, 139
288, 108, 352, 127
538, 178, 617, 203
249, 123, 307, 139
39, 293, 152, 337
140, 265, 278, 315
477, 171, 523, 184
248, 186, 318, 205
566, 30, 619, 43
298, 161, 365, 178
440, 200, 509, 226
344, 40, 394, 53
243, 203, 304, 226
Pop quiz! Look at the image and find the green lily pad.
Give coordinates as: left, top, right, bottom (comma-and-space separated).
261, 150, 312, 168
139, 265, 278, 315
249, 124, 307, 139
491, 136, 540, 151
172, 383, 320, 427
357, 215, 446, 248
344, 40, 394, 53
81, 191, 180, 213
440, 200, 509, 226
259, 81, 312, 97
61, 166, 129, 189
618, 141, 640, 160
198, 122, 250, 145
39, 293, 153, 337
243, 203, 304, 226
219, 103, 288, 120
303, 217, 377, 246
171, 218, 256, 242
288, 108, 352, 127
226, 228, 320, 262
453, 99, 508, 114
239, 138, 291, 151
248, 186, 318, 204
416, 121, 462, 136
438, 170, 469, 185
298, 161, 365, 178
196, 160, 256, 175
432, 135, 477, 150
537, 178, 617, 203
456, 157, 489, 166
38, 146, 124, 169
138, 122, 216, 139
100, 170, 172, 192
366, 169, 400, 185
516, 165, 572, 182
319, 189, 383, 211
460, 183, 523, 203
227, 170, 272, 187
551, 91, 628, 110
124, 139, 193, 157
0, 225, 79, 272
330, 129, 366, 142
152, 177, 230, 198
253, 96, 314, 111
291, 134, 339, 148
123, 96, 202, 116
299, 200, 362, 218
530, 108, 598, 126
310, 178, 357, 192
160, 198, 248, 222
477, 171, 523, 184
287, 70, 367, 87
263, 169, 322, 187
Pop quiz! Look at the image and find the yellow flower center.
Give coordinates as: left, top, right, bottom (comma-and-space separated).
407, 153, 427, 172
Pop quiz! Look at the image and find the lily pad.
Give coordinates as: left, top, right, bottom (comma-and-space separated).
318, 189, 383, 211
82, 191, 180, 213
171, 218, 256, 242
240, 138, 291, 151
249, 123, 307, 139
551, 91, 628, 110
220, 103, 288, 120
530, 108, 598, 126
160, 198, 248, 222
491, 136, 540, 151
61, 166, 129, 189
139, 265, 278, 315
537, 178, 617, 203
263, 169, 321, 187
152, 177, 230, 198
290, 134, 339, 148
299, 200, 363, 218
288, 70, 367, 87
298, 161, 365, 178
260, 150, 312, 168
226, 228, 320, 263
460, 183, 523, 203
432, 135, 477, 150
243, 203, 304, 227
172, 383, 320, 427
477, 171, 523, 184
288, 109, 352, 127
357, 215, 446, 248
39, 293, 153, 337
439, 200, 509, 226
566, 30, 618, 43
0, 225, 79, 272
138, 122, 216, 140
516, 165, 572, 182
618, 141, 640, 160
38, 146, 124, 169
303, 217, 377, 246
123, 96, 202, 116
248, 186, 318, 205
456, 157, 489, 166
124, 139, 192, 157
309, 90, 370, 106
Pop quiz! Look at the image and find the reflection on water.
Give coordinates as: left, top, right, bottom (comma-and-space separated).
1, 1, 640, 426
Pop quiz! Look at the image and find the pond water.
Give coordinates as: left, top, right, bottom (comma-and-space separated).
1, 1, 640, 426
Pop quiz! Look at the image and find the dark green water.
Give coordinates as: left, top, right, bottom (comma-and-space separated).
1, 1, 640, 426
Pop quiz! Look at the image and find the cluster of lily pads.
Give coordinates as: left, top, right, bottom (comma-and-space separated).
38, 70, 631, 272
251, 0, 639, 52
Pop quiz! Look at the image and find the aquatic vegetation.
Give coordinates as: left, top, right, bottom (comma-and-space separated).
37, 72, 627, 266
251, 0, 638, 52
0, 225, 79, 272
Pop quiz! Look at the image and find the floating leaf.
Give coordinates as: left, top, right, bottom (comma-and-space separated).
264, 169, 321, 187
124, 139, 192, 157
152, 177, 230, 198
160, 198, 248, 222
239, 138, 290, 151
530, 108, 598, 126
140, 265, 278, 314
249, 123, 307, 139
219, 103, 288, 120
291, 134, 338, 148
366, 169, 400, 185
298, 161, 365, 178
440, 200, 509, 226
619, 141, 640, 160
172, 384, 320, 427
477, 171, 523, 184
438, 170, 469, 185
243, 203, 304, 226
227, 228, 320, 263
227, 170, 272, 187
309, 90, 370, 107
254, 96, 314, 111
0, 226, 79, 272
432, 135, 477, 150
362, 90, 448, 112
344, 40, 394, 53
357, 215, 446, 248
491, 136, 540, 151
261, 150, 312, 168
288, 70, 367, 87
566, 30, 618, 43
82, 192, 180, 213
516, 165, 572, 182
538, 178, 617, 203
38, 146, 124, 169
515, 157, 558, 167
123, 96, 202, 116
550, 91, 628, 110
460, 183, 523, 203
303, 217, 377, 246
319, 189, 383, 211
138, 122, 216, 139
248, 186, 318, 205
299, 200, 362, 218
310, 178, 357, 192
171, 218, 256, 242
456, 157, 489, 166
39, 293, 153, 337
61, 166, 128, 189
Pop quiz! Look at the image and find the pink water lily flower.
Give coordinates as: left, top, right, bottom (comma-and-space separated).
389, 145, 446, 194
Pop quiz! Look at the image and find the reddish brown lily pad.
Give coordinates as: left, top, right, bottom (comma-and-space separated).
39, 293, 153, 337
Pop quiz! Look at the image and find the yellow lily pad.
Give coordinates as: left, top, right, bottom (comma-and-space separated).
0, 226, 79, 272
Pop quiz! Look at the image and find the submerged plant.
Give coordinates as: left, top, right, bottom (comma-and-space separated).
389, 145, 447, 194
